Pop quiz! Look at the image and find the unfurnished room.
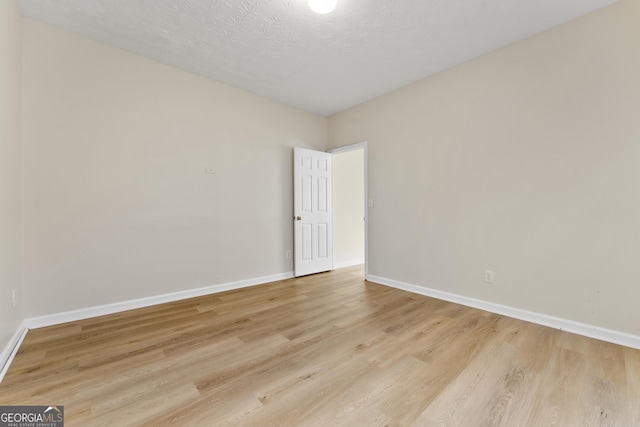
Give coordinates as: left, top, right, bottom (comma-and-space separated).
1, 0, 640, 425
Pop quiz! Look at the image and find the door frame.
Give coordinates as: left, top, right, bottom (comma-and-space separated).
327, 141, 369, 281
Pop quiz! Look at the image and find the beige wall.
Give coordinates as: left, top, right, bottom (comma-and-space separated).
328, 0, 640, 335
10, 0, 640, 341
21, 19, 327, 317
0, 0, 23, 352
332, 149, 364, 268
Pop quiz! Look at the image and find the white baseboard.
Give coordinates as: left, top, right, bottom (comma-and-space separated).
0, 321, 29, 383
26, 272, 294, 330
367, 275, 640, 350
1, 271, 293, 383
6, 270, 637, 383
334, 259, 365, 270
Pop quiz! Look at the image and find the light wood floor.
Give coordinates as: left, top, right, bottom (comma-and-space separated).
1, 266, 639, 426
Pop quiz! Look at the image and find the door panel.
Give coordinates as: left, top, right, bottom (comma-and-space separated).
318, 223, 328, 259
294, 147, 333, 277
301, 224, 313, 261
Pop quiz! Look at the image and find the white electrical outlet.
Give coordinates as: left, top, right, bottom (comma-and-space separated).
12, 289, 17, 307
286, 250, 292, 259
484, 270, 494, 284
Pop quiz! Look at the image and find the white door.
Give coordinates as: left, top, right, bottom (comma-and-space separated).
294, 147, 333, 277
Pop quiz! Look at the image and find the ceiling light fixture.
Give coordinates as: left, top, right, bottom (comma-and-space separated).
308, 0, 337, 14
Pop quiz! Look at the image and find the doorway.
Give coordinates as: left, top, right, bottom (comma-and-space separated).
328, 142, 368, 279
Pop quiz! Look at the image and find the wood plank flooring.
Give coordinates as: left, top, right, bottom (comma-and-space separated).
1, 266, 639, 426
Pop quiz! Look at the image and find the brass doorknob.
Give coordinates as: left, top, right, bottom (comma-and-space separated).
296, 216, 302, 221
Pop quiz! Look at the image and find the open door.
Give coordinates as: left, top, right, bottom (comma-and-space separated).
293, 147, 333, 277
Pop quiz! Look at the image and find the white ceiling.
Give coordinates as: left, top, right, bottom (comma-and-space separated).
17, 0, 618, 116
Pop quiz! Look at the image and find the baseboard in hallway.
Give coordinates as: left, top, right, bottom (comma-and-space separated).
333, 259, 364, 269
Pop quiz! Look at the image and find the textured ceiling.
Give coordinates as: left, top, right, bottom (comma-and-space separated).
17, 0, 618, 116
